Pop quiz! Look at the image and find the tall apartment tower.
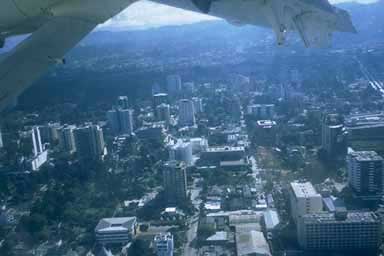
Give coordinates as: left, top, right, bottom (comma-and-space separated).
58, 125, 77, 154
107, 108, 134, 135
154, 233, 174, 256
192, 97, 203, 114
163, 161, 188, 206
178, 99, 195, 127
156, 104, 171, 125
321, 114, 346, 159
166, 75, 182, 96
74, 125, 106, 159
117, 96, 129, 109
347, 150, 384, 200
289, 182, 323, 223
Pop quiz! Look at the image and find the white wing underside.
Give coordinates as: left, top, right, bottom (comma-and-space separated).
0, 17, 96, 111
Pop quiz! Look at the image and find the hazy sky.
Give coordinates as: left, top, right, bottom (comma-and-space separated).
99, 0, 378, 30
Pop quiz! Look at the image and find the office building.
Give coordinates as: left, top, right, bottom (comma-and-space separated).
156, 104, 171, 125
289, 182, 323, 223
107, 108, 134, 135
117, 96, 129, 109
154, 233, 174, 256
322, 114, 347, 159
247, 104, 275, 119
74, 125, 106, 159
166, 75, 182, 95
136, 124, 166, 141
95, 217, 137, 245
347, 150, 384, 200
178, 99, 195, 127
192, 97, 203, 114
58, 125, 77, 154
200, 146, 245, 165
297, 211, 381, 252
182, 82, 194, 96
345, 113, 384, 154
163, 161, 188, 205
153, 93, 169, 109
168, 140, 193, 166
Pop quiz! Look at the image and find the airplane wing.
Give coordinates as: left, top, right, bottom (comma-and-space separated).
0, 17, 96, 111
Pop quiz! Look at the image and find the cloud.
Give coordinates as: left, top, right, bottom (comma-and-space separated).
99, 0, 377, 31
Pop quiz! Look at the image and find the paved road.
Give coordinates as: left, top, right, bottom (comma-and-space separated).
184, 214, 199, 256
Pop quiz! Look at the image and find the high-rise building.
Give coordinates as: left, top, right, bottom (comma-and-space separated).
156, 104, 171, 125
247, 104, 275, 119
154, 233, 174, 256
289, 182, 323, 223
20, 127, 48, 171
107, 108, 134, 135
192, 97, 203, 114
117, 96, 129, 109
153, 93, 169, 110
345, 113, 384, 155
178, 99, 195, 127
168, 140, 193, 166
58, 125, 77, 154
166, 75, 182, 96
322, 114, 346, 159
297, 211, 381, 252
163, 161, 188, 205
347, 149, 384, 200
74, 125, 106, 159
39, 122, 60, 143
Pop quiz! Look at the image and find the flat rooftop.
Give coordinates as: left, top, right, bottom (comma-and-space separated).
290, 182, 321, 198
206, 146, 245, 152
349, 151, 383, 161
302, 211, 379, 224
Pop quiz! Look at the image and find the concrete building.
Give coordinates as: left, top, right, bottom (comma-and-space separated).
345, 113, 384, 154
154, 233, 174, 256
39, 122, 60, 143
153, 93, 169, 109
156, 104, 171, 125
163, 161, 188, 205
117, 96, 129, 109
58, 125, 77, 154
192, 97, 203, 114
168, 140, 193, 166
74, 124, 106, 159
178, 99, 195, 127
20, 127, 48, 171
236, 230, 271, 256
200, 146, 245, 165
297, 211, 381, 252
95, 217, 137, 245
166, 75, 182, 95
322, 114, 346, 159
247, 104, 275, 119
190, 137, 208, 154
289, 182, 323, 223
107, 108, 134, 135
347, 149, 384, 200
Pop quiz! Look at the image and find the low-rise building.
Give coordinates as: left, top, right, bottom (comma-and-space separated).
95, 217, 137, 245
